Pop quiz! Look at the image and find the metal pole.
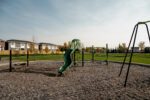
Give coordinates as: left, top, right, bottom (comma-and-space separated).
92, 45, 94, 62
9, 50, 12, 72
145, 24, 150, 44
124, 24, 139, 87
27, 50, 29, 66
74, 50, 76, 66
106, 44, 108, 65
73, 42, 76, 66
82, 48, 84, 67
119, 24, 137, 76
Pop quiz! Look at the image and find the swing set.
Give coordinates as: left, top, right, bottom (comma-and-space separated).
118, 20, 150, 87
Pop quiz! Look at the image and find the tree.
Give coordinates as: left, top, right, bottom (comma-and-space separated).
144, 47, 150, 53
122, 43, 126, 49
117, 43, 127, 53
29, 43, 35, 53
29, 35, 36, 53
60, 42, 70, 52
64, 42, 68, 50
58, 45, 63, 52
138, 41, 145, 52
100, 48, 105, 53
68, 41, 71, 48
45, 45, 49, 54
96, 48, 100, 53
85, 47, 90, 52
58, 42, 69, 52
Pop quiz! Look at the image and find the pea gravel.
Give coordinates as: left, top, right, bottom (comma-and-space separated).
0, 61, 150, 100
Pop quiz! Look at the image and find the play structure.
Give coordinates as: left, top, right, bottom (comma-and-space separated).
1, 21, 149, 88
119, 21, 150, 87
58, 39, 83, 76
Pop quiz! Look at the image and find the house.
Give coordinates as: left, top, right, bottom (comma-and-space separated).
130, 47, 140, 53
0, 39, 5, 51
39, 43, 58, 53
6, 39, 39, 50
34, 43, 39, 50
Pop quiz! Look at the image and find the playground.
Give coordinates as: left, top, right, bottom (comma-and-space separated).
0, 21, 150, 99
0, 61, 150, 99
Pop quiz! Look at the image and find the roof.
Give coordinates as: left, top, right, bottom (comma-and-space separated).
39, 42, 58, 46
131, 47, 139, 49
0, 39, 5, 42
6, 39, 39, 44
7, 39, 32, 43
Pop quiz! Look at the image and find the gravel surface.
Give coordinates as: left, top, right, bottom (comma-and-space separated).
0, 61, 150, 100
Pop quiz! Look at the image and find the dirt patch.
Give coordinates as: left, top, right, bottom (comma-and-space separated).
0, 61, 150, 100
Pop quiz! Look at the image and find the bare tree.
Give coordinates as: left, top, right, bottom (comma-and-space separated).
62, 42, 68, 51
122, 43, 126, 49
45, 45, 49, 54
29, 43, 35, 53
117, 43, 127, 53
138, 41, 145, 51
68, 41, 71, 48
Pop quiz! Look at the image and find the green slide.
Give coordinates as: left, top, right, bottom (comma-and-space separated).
58, 48, 73, 74
57, 39, 82, 76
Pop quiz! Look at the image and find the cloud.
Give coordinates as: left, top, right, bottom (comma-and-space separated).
0, 0, 150, 47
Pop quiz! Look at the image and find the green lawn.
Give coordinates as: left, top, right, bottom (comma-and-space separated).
76, 53, 150, 64
0, 53, 150, 64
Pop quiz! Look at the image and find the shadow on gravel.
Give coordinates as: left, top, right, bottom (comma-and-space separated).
0, 67, 57, 77
0, 69, 9, 72
24, 70, 57, 77
141, 77, 150, 85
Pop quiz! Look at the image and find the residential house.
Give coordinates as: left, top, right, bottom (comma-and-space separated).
0, 39, 5, 51
130, 47, 140, 53
39, 43, 58, 53
34, 43, 39, 50
6, 39, 39, 50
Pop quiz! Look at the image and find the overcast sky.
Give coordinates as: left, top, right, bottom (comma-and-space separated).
0, 0, 150, 48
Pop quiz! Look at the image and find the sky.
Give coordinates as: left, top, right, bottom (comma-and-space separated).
0, 0, 150, 48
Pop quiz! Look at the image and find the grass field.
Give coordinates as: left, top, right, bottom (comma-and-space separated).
0, 53, 150, 64
77, 53, 150, 64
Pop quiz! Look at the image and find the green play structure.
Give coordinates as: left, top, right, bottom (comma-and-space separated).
58, 39, 82, 76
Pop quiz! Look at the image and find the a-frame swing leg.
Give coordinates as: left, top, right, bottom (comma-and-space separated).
119, 21, 150, 87
145, 24, 150, 43
124, 24, 139, 87
118, 24, 138, 76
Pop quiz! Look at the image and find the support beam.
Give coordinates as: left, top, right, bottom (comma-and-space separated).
124, 24, 138, 87
119, 24, 138, 76
74, 50, 76, 66
82, 48, 84, 67
92, 45, 94, 63
9, 50, 12, 72
106, 43, 108, 65
27, 50, 29, 66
